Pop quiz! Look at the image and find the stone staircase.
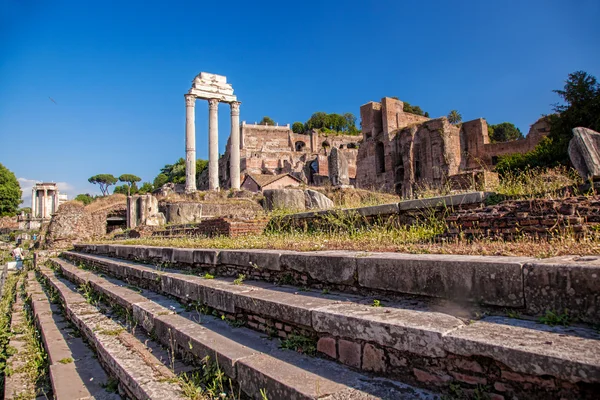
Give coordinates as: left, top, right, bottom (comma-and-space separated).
22, 245, 600, 399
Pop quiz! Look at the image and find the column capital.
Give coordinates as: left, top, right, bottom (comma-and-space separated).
230, 101, 240, 115
208, 98, 219, 110
184, 94, 196, 107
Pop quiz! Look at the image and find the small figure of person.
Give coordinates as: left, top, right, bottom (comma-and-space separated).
12, 245, 24, 262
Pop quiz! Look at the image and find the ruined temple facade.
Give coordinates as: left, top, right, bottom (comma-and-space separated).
357, 97, 550, 197
198, 122, 360, 190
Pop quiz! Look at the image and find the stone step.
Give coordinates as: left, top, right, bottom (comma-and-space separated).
36, 266, 188, 400
48, 257, 439, 400
72, 243, 600, 326
56, 252, 600, 399
26, 271, 121, 400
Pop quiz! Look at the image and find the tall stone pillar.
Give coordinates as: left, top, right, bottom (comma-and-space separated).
31, 188, 36, 218
42, 189, 47, 218
230, 101, 241, 190
208, 98, 220, 190
184, 94, 197, 193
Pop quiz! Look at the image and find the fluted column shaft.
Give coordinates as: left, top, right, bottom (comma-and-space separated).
208, 99, 219, 190
31, 188, 36, 218
42, 189, 47, 218
230, 101, 241, 190
184, 94, 197, 192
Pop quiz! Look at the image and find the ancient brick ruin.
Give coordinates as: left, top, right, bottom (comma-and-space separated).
198, 122, 361, 190
357, 97, 550, 196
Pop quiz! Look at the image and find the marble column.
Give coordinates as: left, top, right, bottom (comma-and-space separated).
208, 98, 220, 190
42, 189, 47, 218
184, 94, 197, 193
31, 188, 36, 218
230, 101, 241, 190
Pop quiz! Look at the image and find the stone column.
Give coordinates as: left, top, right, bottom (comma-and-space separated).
230, 101, 241, 190
184, 94, 197, 193
42, 189, 47, 218
31, 188, 36, 218
208, 98, 220, 190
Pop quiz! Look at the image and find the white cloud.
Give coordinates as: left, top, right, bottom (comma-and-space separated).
18, 178, 77, 207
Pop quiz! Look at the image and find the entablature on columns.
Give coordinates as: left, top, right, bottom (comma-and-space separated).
188, 72, 237, 103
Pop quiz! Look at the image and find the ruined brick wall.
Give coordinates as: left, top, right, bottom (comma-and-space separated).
198, 123, 359, 190
152, 218, 268, 238
357, 98, 550, 195
445, 196, 600, 239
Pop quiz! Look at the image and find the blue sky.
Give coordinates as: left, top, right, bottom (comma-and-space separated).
1, 0, 599, 205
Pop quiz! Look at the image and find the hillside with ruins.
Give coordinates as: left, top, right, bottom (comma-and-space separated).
2, 2, 600, 400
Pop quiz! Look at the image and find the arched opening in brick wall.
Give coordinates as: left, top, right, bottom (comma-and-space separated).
295, 141, 306, 151
376, 142, 385, 174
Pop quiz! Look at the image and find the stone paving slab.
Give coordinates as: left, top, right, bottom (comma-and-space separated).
53, 256, 440, 399
38, 267, 187, 400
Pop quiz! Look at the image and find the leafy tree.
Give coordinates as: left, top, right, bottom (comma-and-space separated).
153, 173, 169, 188
303, 112, 360, 135
496, 71, 600, 174
74, 193, 95, 205
137, 182, 154, 194
18, 207, 31, 215
259, 116, 275, 126
0, 163, 22, 216
88, 174, 117, 196
403, 101, 429, 117
155, 158, 208, 186
488, 122, 524, 143
447, 110, 462, 125
114, 183, 138, 195
305, 112, 327, 130
118, 174, 142, 196
292, 122, 304, 134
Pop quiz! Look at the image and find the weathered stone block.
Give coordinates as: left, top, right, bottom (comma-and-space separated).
172, 248, 195, 266
338, 339, 361, 368
568, 127, 600, 180
362, 343, 386, 373
280, 251, 357, 285
312, 302, 462, 357
304, 189, 334, 210
524, 255, 600, 324
398, 192, 487, 211
443, 316, 600, 383
193, 249, 218, 265
233, 287, 332, 327
219, 249, 287, 271
357, 253, 529, 307
263, 189, 306, 211
317, 337, 337, 359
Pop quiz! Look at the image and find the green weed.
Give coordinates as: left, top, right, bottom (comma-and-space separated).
538, 309, 571, 327
279, 334, 317, 356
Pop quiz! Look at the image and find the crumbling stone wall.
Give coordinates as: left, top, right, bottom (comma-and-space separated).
357, 98, 550, 196
45, 201, 126, 248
